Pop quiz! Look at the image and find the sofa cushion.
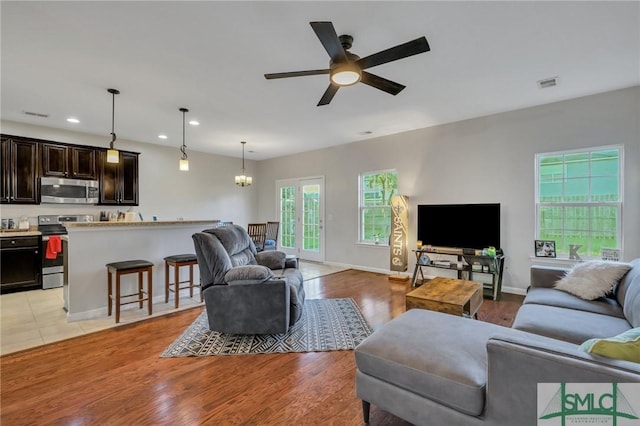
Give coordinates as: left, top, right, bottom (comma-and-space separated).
512, 304, 631, 345
554, 260, 632, 300
580, 328, 640, 363
224, 265, 274, 285
192, 232, 233, 289
616, 258, 640, 327
204, 225, 257, 267
523, 287, 625, 318
355, 309, 500, 417
255, 250, 286, 270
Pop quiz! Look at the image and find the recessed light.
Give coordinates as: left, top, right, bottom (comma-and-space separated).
188, 120, 200, 126
158, 134, 168, 139
66, 117, 80, 123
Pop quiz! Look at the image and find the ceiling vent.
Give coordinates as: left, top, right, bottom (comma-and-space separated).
537, 77, 558, 89
23, 111, 49, 118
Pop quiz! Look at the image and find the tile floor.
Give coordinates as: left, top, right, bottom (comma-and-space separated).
0, 261, 347, 355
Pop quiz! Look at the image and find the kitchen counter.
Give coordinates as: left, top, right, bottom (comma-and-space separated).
64, 220, 218, 228
0, 229, 41, 237
64, 219, 219, 321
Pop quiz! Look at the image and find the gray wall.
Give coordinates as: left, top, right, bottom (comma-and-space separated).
256, 86, 640, 292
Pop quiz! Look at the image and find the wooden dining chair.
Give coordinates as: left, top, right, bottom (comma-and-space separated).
247, 223, 267, 251
264, 221, 280, 251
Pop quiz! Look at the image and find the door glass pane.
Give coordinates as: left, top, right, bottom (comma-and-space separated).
280, 186, 296, 249
302, 184, 320, 252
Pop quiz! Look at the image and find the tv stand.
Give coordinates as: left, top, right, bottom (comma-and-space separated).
411, 246, 505, 300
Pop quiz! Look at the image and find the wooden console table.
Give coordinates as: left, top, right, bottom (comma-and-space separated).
411, 247, 505, 300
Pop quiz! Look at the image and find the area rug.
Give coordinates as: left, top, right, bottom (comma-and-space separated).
161, 298, 372, 357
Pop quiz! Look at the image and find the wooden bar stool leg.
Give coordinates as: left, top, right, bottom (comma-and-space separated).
165, 261, 170, 303
138, 271, 144, 309
174, 263, 180, 309
115, 272, 121, 324
148, 268, 153, 316
107, 269, 113, 317
189, 264, 194, 298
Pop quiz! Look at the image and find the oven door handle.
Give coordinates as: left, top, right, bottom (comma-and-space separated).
42, 235, 69, 242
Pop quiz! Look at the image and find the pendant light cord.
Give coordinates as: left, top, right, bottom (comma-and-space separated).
108, 89, 119, 148
180, 108, 188, 160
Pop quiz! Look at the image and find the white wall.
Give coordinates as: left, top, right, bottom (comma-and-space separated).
0, 120, 259, 226
256, 86, 640, 292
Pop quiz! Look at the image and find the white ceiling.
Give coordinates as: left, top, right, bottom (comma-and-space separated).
1, 1, 638, 160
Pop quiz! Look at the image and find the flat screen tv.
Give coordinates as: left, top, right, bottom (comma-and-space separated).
417, 203, 501, 250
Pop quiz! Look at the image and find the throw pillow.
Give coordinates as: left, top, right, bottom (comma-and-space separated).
579, 328, 640, 363
224, 265, 274, 285
553, 260, 632, 300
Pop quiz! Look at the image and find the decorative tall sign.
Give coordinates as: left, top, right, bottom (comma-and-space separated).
389, 195, 409, 279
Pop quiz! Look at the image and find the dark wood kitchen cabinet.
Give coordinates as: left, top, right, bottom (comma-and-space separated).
0, 136, 39, 204
99, 150, 139, 205
41, 143, 97, 180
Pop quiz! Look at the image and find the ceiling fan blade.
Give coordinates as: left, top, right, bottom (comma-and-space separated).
360, 72, 406, 95
317, 84, 339, 106
264, 69, 330, 79
310, 21, 348, 63
356, 37, 430, 70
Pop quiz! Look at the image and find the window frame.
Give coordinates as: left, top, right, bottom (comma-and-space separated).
534, 145, 624, 259
358, 169, 398, 246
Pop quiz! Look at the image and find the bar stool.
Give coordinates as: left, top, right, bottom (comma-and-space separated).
164, 254, 201, 308
106, 260, 154, 323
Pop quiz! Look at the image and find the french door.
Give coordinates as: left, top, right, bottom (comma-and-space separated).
276, 177, 324, 262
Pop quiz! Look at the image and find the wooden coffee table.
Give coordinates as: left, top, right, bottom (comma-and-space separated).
405, 277, 483, 318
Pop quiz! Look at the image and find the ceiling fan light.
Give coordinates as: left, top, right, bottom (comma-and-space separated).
331, 65, 361, 86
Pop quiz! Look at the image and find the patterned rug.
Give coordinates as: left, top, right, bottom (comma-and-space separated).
161, 298, 372, 357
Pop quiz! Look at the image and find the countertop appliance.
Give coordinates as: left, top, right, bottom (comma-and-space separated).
40, 177, 99, 204
38, 215, 93, 291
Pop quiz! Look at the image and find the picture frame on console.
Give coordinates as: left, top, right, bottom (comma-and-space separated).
535, 240, 556, 258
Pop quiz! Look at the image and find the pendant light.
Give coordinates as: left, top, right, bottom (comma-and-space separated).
106, 88, 120, 163
234, 141, 252, 187
179, 107, 189, 171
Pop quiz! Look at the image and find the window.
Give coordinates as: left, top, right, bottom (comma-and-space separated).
535, 146, 623, 258
359, 170, 398, 244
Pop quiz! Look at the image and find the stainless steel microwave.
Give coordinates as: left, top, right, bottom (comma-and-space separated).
40, 177, 99, 204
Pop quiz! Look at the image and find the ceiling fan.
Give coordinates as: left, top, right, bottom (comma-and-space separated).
264, 21, 430, 106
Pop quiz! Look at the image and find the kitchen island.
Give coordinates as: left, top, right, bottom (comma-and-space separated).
64, 220, 218, 321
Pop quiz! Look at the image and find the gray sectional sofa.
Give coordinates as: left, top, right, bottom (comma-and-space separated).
512, 258, 640, 343
354, 258, 640, 425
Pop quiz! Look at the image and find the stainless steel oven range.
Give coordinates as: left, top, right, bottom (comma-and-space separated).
38, 215, 93, 290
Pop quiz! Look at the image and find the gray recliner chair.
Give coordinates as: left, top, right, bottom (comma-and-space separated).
192, 224, 305, 334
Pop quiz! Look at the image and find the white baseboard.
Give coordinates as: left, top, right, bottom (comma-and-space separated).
321, 261, 527, 296
67, 307, 106, 322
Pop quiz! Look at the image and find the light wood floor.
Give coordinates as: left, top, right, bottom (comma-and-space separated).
0, 269, 523, 425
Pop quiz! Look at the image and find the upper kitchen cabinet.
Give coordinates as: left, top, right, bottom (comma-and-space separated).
99, 150, 139, 205
1, 136, 39, 204
41, 143, 97, 180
